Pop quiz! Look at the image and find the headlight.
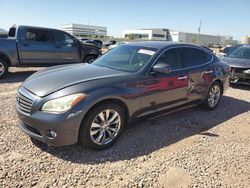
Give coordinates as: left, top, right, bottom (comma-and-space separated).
41, 93, 86, 113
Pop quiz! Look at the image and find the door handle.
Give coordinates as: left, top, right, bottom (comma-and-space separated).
178, 76, 188, 80
204, 70, 213, 74
55, 45, 62, 48
55, 42, 62, 48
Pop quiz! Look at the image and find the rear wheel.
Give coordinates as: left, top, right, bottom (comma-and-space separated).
203, 82, 222, 110
0, 59, 9, 79
79, 103, 125, 150
83, 55, 97, 63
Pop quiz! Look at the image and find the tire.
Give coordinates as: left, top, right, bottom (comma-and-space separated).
83, 55, 97, 63
0, 59, 9, 79
79, 103, 125, 150
203, 82, 222, 110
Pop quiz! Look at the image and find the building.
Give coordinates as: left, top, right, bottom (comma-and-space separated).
241, 36, 250, 44
169, 30, 237, 46
62, 23, 107, 38
122, 28, 237, 46
122, 29, 171, 41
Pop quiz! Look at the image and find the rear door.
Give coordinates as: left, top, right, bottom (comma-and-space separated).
53, 30, 81, 63
180, 47, 214, 101
140, 48, 189, 116
19, 28, 54, 64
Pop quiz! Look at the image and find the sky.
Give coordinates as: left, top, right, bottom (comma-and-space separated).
0, 0, 249, 40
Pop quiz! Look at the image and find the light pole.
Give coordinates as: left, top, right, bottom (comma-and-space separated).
198, 20, 202, 44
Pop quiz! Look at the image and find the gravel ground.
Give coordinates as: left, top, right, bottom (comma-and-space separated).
0, 67, 250, 188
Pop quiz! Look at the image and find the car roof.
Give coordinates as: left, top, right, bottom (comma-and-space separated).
241, 44, 250, 48
15, 25, 64, 33
124, 41, 200, 50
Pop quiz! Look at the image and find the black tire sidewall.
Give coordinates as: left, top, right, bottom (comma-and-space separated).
204, 82, 222, 110
83, 55, 97, 63
0, 59, 8, 79
79, 103, 125, 150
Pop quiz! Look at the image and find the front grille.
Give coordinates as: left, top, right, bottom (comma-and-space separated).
232, 67, 249, 73
16, 90, 34, 114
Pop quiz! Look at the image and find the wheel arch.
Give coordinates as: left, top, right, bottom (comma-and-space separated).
82, 54, 98, 63
202, 79, 224, 101
0, 51, 11, 66
79, 98, 130, 130
211, 79, 224, 94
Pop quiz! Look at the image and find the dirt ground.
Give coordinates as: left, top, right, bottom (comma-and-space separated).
0, 67, 250, 188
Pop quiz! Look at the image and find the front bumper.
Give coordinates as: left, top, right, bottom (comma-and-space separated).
230, 67, 250, 84
17, 106, 83, 146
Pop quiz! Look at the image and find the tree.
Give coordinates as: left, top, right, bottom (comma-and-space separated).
192, 38, 197, 43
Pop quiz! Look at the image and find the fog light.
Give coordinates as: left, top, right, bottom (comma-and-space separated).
44, 130, 57, 139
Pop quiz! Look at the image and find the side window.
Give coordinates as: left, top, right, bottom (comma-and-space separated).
25, 29, 50, 42
156, 48, 182, 70
54, 31, 75, 46
8, 27, 16, 37
205, 52, 212, 62
181, 48, 208, 68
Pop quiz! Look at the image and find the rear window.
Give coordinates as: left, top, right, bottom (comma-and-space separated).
25, 28, 51, 42
182, 48, 210, 68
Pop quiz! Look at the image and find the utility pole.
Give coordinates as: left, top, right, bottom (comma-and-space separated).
198, 19, 202, 44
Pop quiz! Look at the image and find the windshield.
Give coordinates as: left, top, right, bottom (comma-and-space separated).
93, 45, 157, 72
229, 47, 250, 59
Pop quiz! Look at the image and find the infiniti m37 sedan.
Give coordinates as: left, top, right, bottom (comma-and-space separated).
16, 42, 230, 149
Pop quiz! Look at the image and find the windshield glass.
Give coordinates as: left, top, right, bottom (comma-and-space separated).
93, 45, 157, 72
229, 47, 250, 59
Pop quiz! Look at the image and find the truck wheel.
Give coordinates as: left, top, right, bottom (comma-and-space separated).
0, 59, 9, 79
83, 55, 97, 63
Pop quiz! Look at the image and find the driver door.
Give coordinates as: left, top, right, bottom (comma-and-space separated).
140, 48, 189, 115
53, 30, 81, 63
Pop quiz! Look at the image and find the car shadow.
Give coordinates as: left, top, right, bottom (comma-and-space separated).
0, 71, 36, 84
230, 83, 250, 91
32, 95, 250, 164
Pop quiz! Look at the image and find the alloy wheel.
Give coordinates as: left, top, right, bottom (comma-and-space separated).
90, 109, 121, 145
208, 85, 221, 108
0, 62, 4, 76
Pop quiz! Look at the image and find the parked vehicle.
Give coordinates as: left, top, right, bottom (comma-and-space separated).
81, 39, 103, 49
103, 40, 116, 47
218, 44, 243, 58
16, 42, 230, 150
0, 28, 8, 38
222, 45, 250, 84
0, 25, 102, 78
108, 41, 130, 50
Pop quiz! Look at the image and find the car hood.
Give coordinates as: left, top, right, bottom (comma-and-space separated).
23, 63, 127, 97
222, 57, 250, 68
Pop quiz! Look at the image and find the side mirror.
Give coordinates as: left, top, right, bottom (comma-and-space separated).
153, 63, 171, 74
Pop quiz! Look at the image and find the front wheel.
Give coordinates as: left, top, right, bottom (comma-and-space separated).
203, 82, 222, 110
0, 59, 9, 79
83, 55, 97, 64
79, 103, 125, 150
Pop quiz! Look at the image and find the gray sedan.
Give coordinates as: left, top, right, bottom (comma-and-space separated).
222, 45, 250, 84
